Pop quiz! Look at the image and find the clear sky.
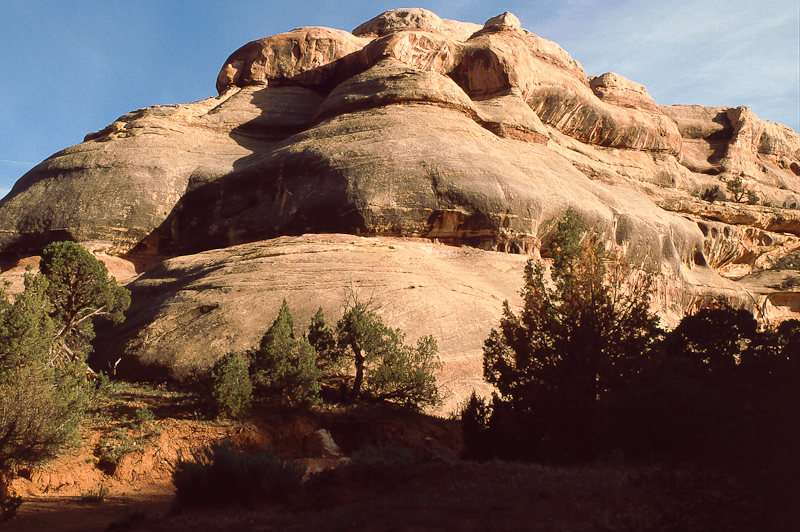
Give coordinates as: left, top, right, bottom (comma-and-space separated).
1, 0, 798, 197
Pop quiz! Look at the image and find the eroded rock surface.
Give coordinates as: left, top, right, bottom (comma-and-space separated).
1, 8, 799, 396
92, 235, 529, 413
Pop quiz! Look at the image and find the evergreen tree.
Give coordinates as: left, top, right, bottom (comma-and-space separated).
251, 299, 321, 407
307, 307, 338, 372
481, 208, 660, 460
39, 241, 130, 366
211, 351, 253, 420
0, 242, 127, 518
335, 299, 441, 409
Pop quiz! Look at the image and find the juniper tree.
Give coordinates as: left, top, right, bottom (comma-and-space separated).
211, 351, 253, 419
334, 298, 441, 409
39, 241, 130, 368
250, 299, 321, 407
481, 208, 660, 459
0, 241, 128, 517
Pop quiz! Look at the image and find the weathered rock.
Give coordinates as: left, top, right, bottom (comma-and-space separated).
589, 72, 661, 113
663, 105, 800, 206
0, 95, 254, 256
89, 233, 793, 413
92, 234, 529, 413
1, 9, 800, 404
353, 8, 482, 41
216, 27, 372, 94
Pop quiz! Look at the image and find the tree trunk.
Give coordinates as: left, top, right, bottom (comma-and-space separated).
352, 348, 365, 400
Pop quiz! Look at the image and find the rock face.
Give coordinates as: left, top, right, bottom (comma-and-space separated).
1, 9, 799, 401
92, 234, 527, 413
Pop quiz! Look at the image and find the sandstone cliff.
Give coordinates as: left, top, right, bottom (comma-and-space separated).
1, 9, 798, 408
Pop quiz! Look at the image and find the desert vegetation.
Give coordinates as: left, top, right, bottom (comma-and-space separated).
460, 209, 799, 531
0, 241, 130, 519
202, 295, 442, 419
1, 227, 798, 531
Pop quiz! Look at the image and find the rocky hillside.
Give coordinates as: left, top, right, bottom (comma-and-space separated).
1, 9, 798, 409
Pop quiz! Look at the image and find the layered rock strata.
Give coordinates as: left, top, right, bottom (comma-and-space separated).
0, 8, 798, 395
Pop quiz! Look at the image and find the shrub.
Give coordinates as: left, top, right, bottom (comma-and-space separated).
79, 484, 108, 503
132, 407, 156, 425
349, 444, 415, 466
211, 351, 252, 420
95, 407, 162, 474
769, 254, 800, 270
481, 209, 660, 461
0, 364, 86, 467
329, 297, 442, 409
96, 427, 138, 472
251, 300, 321, 407
0, 241, 127, 519
0, 475, 20, 521
725, 174, 746, 202
699, 185, 722, 202
172, 441, 305, 509
39, 241, 130, 365
459, 392, 493, 461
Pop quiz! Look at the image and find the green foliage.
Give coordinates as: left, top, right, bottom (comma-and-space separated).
480, 208, 661, 460
769, 253, 800, 270
247, 299, 441, 410
0, 275, 55, 371
724, 174, 759, 204
211, 351, 253, 419
308, 307, 338, 372
333, 299, 441, 409
776, 319, 800, 361
251, 299, 321, 407
79, 484, 108, 503
172, 441, 305, 509
96, 427, 137, 469
725, 174, 746, 202
0, 475, 21, 522
95, 411, 162, 474
459, 392, 493, 461
0, 242, 133, 516
699, 185, 722, 202
39, 241, 130, 364
0, 263, 96, 471
0, 363, 87, 469
134, 406, 156, 424
603, 306, 800, 471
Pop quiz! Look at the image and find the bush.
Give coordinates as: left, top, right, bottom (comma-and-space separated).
172, 441, 305, 509
725, 174, 746, 202
0, 475, 20, 522
39, 241, 130, 365
251, 300, 321, 407
349, 444, 415, 466
481, 209, 660, 461
328, 297, 442, 409
699, 185, 722, 202
459, 392, 493, 461
211, 351, 252, 419
0, 241, 128, 519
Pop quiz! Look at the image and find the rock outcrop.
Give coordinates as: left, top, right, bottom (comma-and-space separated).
92, 234, 528, 412
1, 9, 798, 402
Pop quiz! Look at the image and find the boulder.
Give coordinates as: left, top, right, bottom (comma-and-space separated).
353, 8, 482, 41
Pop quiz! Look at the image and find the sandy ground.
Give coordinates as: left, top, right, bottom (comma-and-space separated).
4, 492, 172, 532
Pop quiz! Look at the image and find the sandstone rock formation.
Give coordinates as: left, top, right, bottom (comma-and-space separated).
92, 234, 527, 413
1, 9, 798, 403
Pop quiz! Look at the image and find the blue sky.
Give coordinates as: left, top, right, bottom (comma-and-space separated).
1, 0, 798, 197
